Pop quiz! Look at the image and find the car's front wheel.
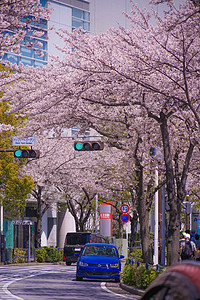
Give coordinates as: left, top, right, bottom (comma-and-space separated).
76, 274, 83, 281
115, 277, 120, 282
66, 262, 71, 266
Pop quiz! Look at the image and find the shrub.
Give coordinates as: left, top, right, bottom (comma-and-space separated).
122, 263, 165, 290
46, 247, 62, 262
122, 263, 135, 286
129, 248, 143, 262
36, 247, 47, 262
36, 247, 63, 263
14, 249, 27, 264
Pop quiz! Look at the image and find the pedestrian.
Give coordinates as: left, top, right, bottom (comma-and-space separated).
190, 230, 196, 244
195, 234, 200, 261
190, 233, 198, 259
180, 233, 197, 260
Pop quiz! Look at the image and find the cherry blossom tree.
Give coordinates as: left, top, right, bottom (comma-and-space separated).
1, 0, 200, 265
0, 1, 50, 133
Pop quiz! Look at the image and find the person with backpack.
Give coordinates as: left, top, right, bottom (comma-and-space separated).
194, 234, 200, 261
180, 233, 197, 260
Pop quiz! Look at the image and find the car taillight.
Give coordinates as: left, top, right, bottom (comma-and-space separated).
65, 237, 67, 244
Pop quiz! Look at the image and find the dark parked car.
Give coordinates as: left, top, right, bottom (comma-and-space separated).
76, 243, 124, 281
63, 232, 105, 265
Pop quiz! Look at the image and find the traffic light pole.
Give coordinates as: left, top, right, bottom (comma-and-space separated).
0, 149, 14, 153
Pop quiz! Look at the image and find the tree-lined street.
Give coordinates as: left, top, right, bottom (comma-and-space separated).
0, 0, 199, 278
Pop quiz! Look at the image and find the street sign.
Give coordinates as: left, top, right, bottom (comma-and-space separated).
12, 136, 35, 146
120, 204, 129, 213
120, 213, 130, 223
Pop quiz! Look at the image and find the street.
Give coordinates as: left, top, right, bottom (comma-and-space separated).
0, 264, 138, 300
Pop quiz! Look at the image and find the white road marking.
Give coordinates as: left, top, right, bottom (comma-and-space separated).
101, 282, 128, 298
1, 270, 62, 299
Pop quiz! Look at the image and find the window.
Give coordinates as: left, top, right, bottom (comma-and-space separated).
72, 7, 90, 32
72, 8, 90, 21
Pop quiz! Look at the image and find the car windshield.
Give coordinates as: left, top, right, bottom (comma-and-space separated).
66, 233, 88, 245
82, 246, 117, 257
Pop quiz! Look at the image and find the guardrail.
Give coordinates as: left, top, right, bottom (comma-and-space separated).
12, 248, 31, 264
128, 257, 165, 271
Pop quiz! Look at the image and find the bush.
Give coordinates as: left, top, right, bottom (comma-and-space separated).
36, 247, 47, 262
46, 247, 62, 262
14, 249, 27, 264
122, 263, 165, 290
129, 248, 143, 262
36, 247, 63, 263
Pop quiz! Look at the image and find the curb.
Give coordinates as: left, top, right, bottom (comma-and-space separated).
120, 281, 145, 297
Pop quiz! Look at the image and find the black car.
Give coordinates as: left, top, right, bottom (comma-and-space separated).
63, 232, 106, 265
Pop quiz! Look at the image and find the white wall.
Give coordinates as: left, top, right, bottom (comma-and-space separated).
48, 1, 72, 59
57, 209, 76, 248
90, 0, 132, 33
89, 0, 185, 33
41, 211, 48, 247
41, 204, 58, 247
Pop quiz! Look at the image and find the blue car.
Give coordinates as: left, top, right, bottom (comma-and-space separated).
76, 243, 124, 282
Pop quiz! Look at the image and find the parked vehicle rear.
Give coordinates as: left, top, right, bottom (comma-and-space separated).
63, 232, 105, 265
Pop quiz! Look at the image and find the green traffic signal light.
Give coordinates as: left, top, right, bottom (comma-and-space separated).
14, 150, 22, 158
74, 142, 83, 151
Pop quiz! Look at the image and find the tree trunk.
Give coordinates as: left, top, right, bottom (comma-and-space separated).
129, 210, 138, 251
136, 161, 152, 263
160, 112, 180, 265
35, 185, 42, 248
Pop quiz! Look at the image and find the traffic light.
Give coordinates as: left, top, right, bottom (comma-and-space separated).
14, 149, 40, 158
74, 141, 104, 151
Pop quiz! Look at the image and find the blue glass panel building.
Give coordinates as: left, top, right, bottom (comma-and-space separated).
3, 0, 90, 66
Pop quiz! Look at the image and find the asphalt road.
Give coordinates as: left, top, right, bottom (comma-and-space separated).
0, 264, 138, 300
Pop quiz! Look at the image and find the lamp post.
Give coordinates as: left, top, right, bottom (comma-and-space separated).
150, 147, 159, 265
153, 163, 159, 265
150, 147, 166, 266
0, 204, 3, 235
0, 182, 3, 235
95, 193, 98, 234
161, 185, 166, 266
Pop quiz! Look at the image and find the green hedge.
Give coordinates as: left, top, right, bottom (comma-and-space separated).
122, 263, 165, 290
129, 248, 143, 262
36, 247, 63, 263
14, 249, 27, 264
